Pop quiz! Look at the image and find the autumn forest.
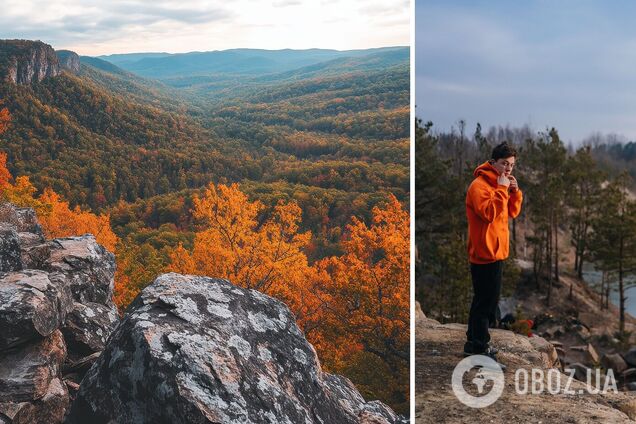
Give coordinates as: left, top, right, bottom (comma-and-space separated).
0, 42, 409, 413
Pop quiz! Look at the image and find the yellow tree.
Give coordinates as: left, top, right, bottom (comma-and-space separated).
168, 183, 322, 328
0, 153, 11, 191
38, 189, 118, 252
0, 108, 12, 190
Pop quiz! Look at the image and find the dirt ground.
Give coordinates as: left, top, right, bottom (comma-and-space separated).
415, 309, 636, 424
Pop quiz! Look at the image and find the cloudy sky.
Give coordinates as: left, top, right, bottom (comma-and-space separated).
0, 0, 409, 55
416, 0, 636, 144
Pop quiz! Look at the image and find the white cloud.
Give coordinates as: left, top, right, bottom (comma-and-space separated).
0, 0, 409, 54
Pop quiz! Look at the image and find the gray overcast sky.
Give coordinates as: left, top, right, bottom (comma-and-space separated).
0, 0, 409, 55
416, 0, 636, 144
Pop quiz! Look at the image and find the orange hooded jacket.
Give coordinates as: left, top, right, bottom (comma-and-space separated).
466, 161, 523, 264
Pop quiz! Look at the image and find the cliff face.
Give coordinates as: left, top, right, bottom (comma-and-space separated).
0, 40, 79, 84
56, 50, 80, 74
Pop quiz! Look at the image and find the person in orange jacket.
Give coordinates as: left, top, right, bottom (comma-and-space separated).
464, 142, 523, 366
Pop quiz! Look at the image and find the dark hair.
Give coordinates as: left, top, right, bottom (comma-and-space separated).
491, 142, 517, 160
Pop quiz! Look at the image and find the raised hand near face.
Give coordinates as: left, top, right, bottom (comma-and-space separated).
497, 173, 510, 187
508, 175, 519, 192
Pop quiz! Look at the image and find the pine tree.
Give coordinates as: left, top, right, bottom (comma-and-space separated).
588, 174, 636, 335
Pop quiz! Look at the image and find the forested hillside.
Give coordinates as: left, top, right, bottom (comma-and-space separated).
0, 40, 409, 413
416, 119, 636, 338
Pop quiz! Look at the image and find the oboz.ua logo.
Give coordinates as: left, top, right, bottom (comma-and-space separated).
451, 355, 505, 408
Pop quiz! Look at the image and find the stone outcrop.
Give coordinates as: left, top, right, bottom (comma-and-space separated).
0, 270, 72, 350
1, 203, 403, 423
66, 273, 402, 424
0, 40, 60, 84
0, 224, 21, 272
603, 353, 629, 375
56, 50, 80, 74
416, 306, 636, 423
42, 236, 116, 307
0, 203, 119, 423
0, 331, 69, 423
624, 347, 636, 368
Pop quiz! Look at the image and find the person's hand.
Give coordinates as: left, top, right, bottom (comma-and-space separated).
509, 175, 519, 192
497, 173, 510, 187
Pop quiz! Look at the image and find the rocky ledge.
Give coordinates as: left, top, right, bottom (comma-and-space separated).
0, 203, 119, 423
1, 202, 404, 423
55, 50, 80, 74
66, 273, 402, 424
415, 303, 636, 423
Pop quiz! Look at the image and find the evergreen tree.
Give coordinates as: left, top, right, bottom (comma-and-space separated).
588, 174, 636, 335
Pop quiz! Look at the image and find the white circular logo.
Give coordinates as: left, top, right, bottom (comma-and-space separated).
452, 355, 505, 408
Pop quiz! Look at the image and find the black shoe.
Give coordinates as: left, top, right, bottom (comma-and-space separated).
486, 345, 499, 355
482, 347, 506, 371
464, 345, 506, 371
463, 342, 498, 357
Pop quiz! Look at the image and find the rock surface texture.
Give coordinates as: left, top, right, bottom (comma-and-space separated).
55, 50, 80, 74
415, 302, 636, 423
1, 203, 403, 423
66, 273, 403, 424
0, 203, 119, 423
0, 40, 61, 84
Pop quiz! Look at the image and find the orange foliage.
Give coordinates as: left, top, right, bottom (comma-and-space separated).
0, 153, 11, 191
0, 159, 117, 253
38, 189, 118, 252
0, 107, 9, 135
168, 183, 322, 326
313, 194, 409, 404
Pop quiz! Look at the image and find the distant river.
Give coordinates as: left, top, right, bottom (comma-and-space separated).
582, 268, 636, 317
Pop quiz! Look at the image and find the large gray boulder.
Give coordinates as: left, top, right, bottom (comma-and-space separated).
0, 270, 73, 350
624, 347, 636, 368
0, 377, 68, 424
66, 273, 400, 424
602, 353, 628, 374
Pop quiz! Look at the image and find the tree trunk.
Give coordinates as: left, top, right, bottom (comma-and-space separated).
578, 221, 588, 280
554, 214, 560, 283
619, 239, 625, 336
546, 224, 553, 307
574, 249, 580, 278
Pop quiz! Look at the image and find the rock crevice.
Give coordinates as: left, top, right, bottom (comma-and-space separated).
0, 203, 119, 423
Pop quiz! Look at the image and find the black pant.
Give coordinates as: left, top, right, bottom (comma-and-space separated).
465, 260, 503, 353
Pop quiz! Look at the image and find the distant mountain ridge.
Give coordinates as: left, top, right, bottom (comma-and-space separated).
98, 46, 409, 79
